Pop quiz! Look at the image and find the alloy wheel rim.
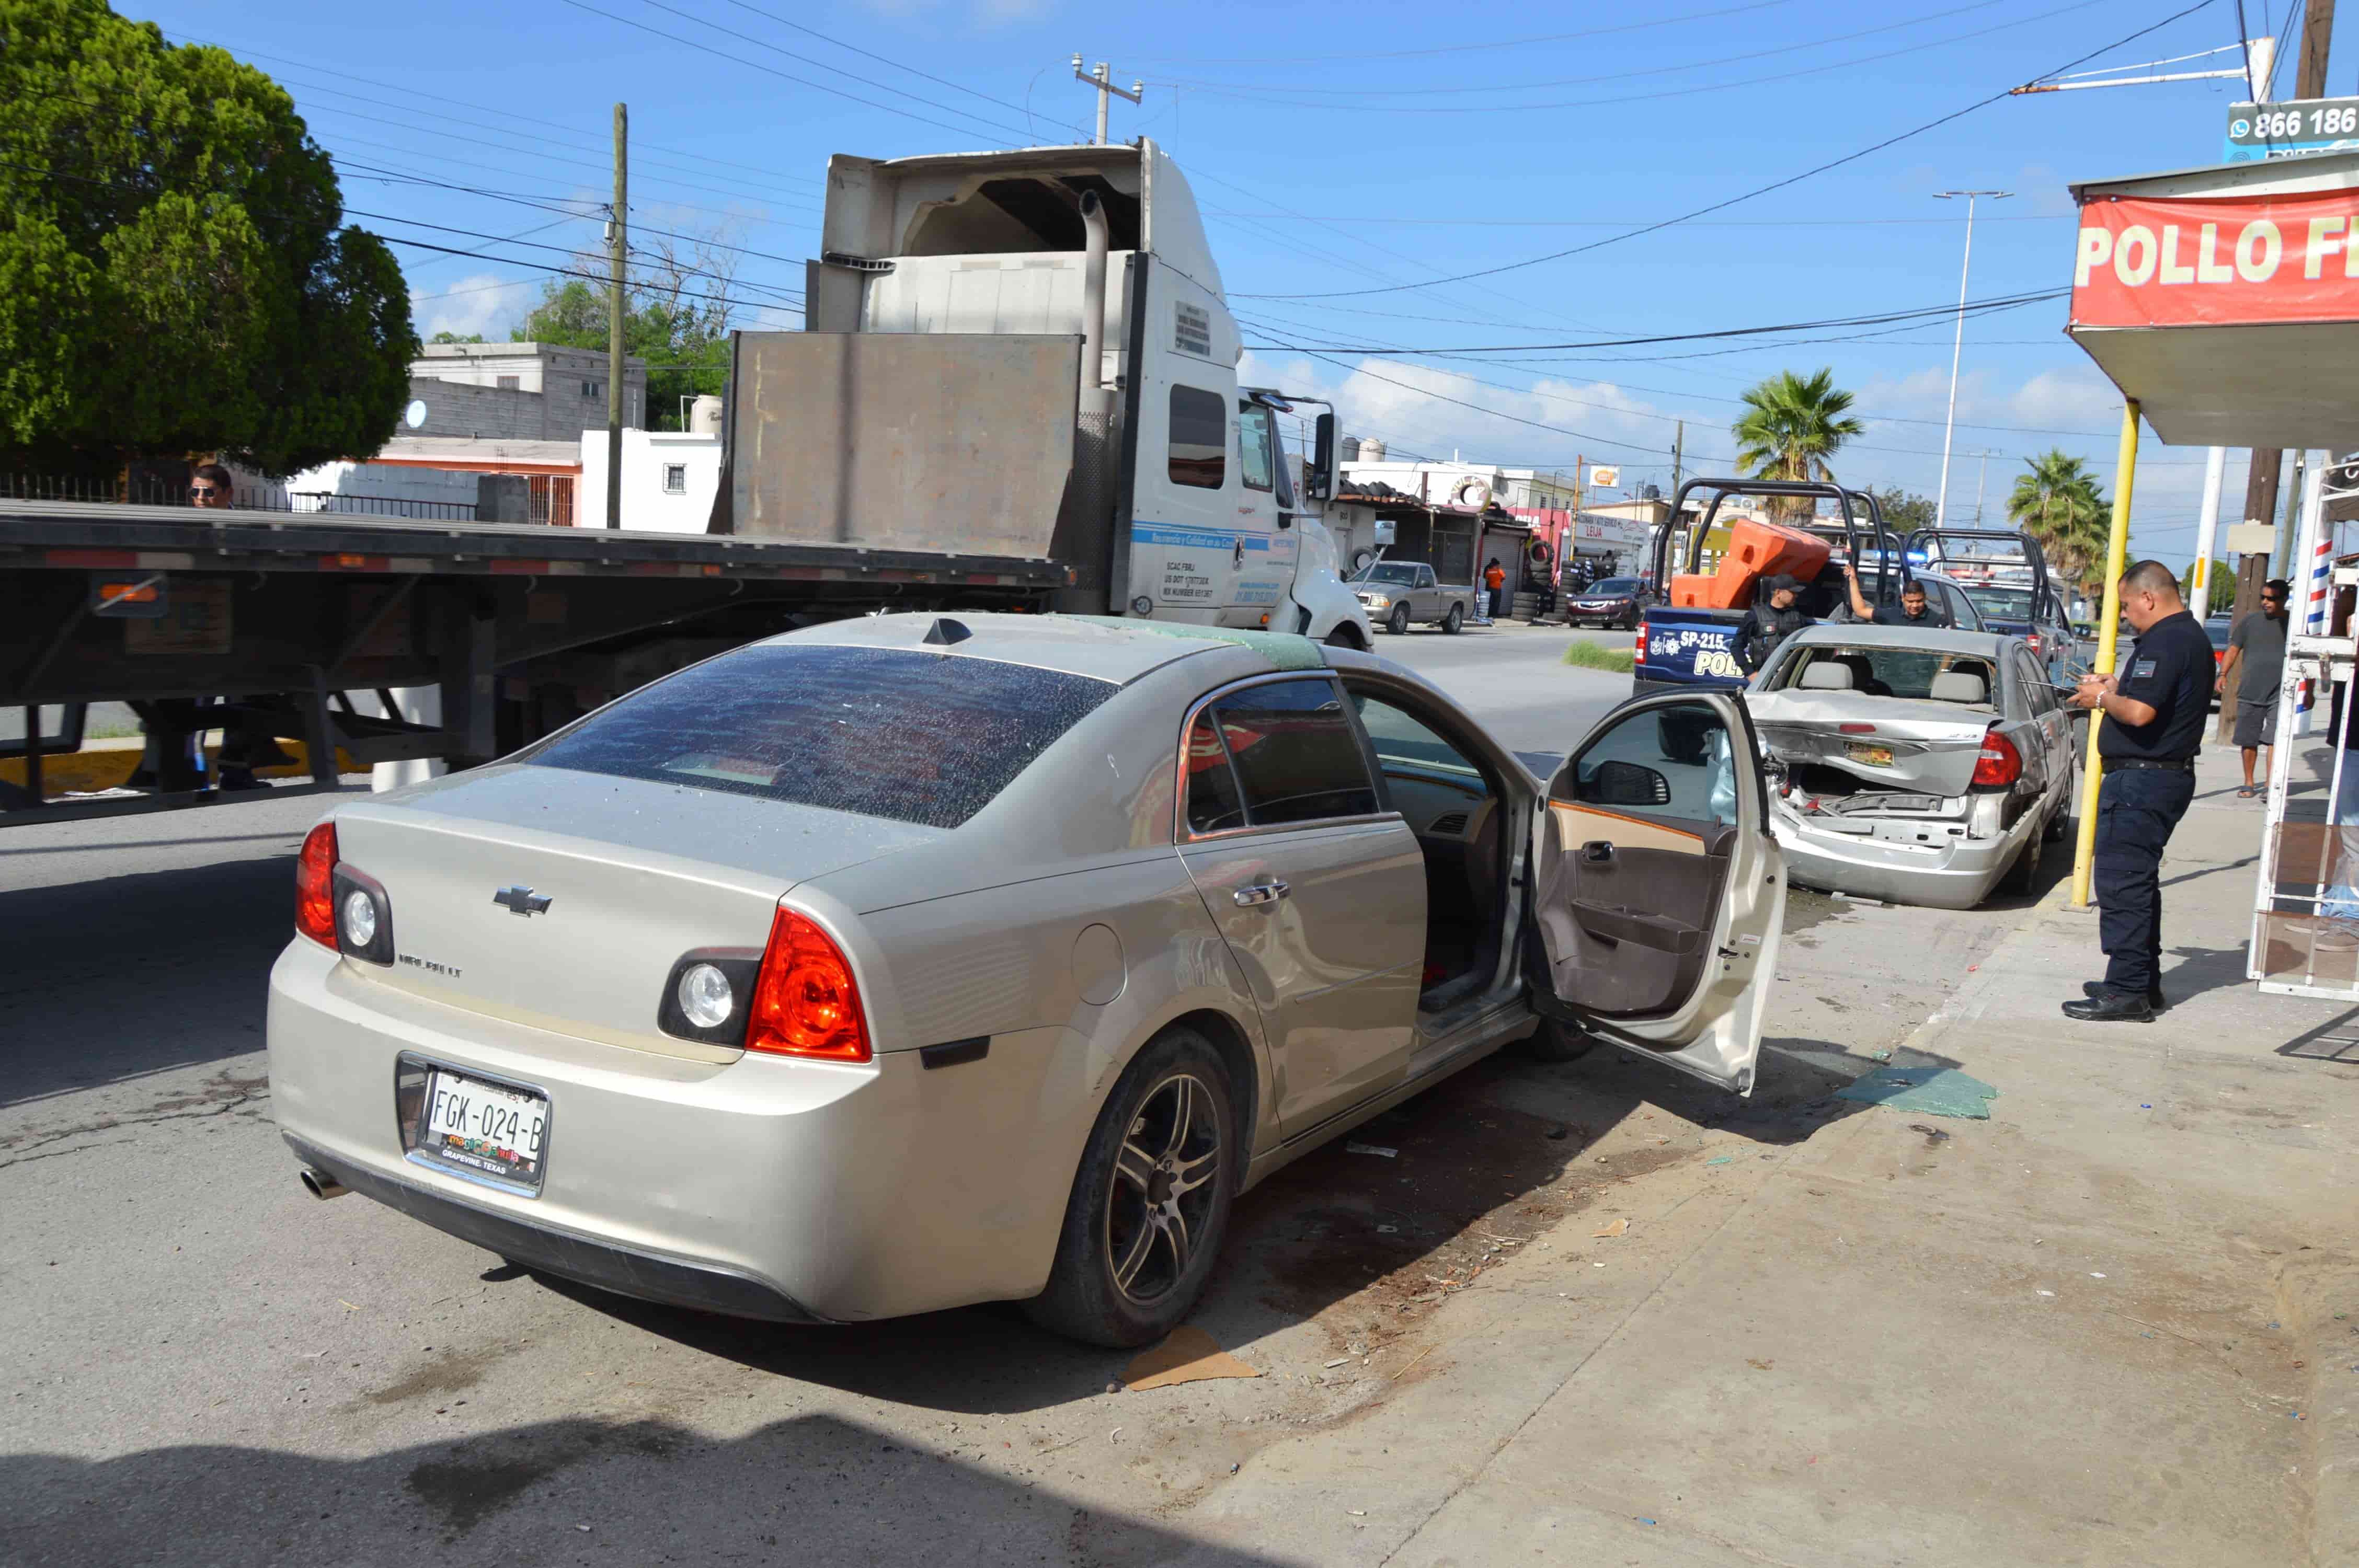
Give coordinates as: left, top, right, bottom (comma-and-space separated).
1104, 1071, 1222, 1306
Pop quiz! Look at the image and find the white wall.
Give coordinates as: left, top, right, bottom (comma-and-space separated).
258, 460, 485, 513
577, 430, 722, 533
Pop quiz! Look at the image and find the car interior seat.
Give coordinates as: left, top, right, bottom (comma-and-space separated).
1797, 662, 1855, 691
1929, 670, 1989, 704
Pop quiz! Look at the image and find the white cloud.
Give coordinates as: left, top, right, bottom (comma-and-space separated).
411, 273, 534, 341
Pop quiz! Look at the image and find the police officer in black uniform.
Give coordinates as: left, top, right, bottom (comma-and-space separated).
2062, 560, 2213, 1022
1734, 574, 1814, 676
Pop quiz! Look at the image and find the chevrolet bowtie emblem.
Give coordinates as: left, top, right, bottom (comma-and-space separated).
493, 885, 553, 917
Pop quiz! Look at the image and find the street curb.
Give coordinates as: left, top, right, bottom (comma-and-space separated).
2274, 1250, 2359, 1567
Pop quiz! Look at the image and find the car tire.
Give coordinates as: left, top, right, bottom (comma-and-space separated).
1388, 603, 1411, 637
1024, 1026, 1242, 1348
1444, 605, 1464, 635
2000, 822, 2043, 896
1512, 1016, 1596, 1064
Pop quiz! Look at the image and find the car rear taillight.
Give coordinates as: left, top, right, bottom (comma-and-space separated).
746, 908, 871, 1063
2025, 632, 2043, 655
295, 822, 338, 949
1633, 620, 1648, 663
1971, 727, 2022, 789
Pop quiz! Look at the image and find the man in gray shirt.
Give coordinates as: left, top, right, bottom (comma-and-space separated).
2220, 579, 2290, 798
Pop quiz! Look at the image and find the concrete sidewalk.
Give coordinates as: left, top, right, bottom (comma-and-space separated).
1180, 742, 2359, 1566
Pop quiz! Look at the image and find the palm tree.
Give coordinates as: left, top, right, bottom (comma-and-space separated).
1732, 369, 1866, 521
2007, 449, 2111, 596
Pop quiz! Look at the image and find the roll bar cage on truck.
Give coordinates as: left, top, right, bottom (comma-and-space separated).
1, 139, 1368, 825
1633, 478, 1903, 693
1901, 525, 2077, 681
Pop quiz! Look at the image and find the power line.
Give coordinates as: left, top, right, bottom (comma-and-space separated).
1234, 0, 2223, 299
1153, 0, 2018, 98
1246, 289, 2069, 355
1128, 0, 1804, 65
555, 0, 1033, 147
1160, 0, 2116, 115
1206, 211, 2069, 229
710, 0, 1090, 136
163, 32, 828, 190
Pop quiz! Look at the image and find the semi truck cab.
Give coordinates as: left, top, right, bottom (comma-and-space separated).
770, 140, 1370, 647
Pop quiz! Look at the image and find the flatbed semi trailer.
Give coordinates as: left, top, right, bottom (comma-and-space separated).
0, 499, 1068, 824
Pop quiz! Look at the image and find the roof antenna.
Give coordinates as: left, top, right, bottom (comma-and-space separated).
922, 617, 972, 646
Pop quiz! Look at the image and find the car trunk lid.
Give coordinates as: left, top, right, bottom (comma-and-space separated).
1749, 690, 1994, 798
330, 764, 943, 1058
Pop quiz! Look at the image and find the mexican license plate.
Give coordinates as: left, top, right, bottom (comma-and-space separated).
1845, 742, 1895, 768
413, 1067, 548, 1190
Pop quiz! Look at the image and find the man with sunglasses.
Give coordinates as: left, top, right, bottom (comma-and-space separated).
2218, 579, 2291, 799
2061, 561, 2212, 1022
188, 463, 233, 509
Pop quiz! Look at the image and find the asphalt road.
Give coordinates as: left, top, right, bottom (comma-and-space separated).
0, 625, 2030, 1565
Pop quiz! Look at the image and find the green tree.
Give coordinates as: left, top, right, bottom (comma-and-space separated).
2006, 449, 2111, 596
1732, 368, 1865, 521
512, 234, 738, 431
0, 0, 416, 475
430, 331, 486, 344
1866, 485, 1936, 533
2182, 558, 2235, 615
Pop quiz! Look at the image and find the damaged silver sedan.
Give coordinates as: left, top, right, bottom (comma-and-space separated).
1747, 626, 2079, 909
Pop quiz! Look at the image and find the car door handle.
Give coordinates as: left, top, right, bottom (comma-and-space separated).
1233, 881, 1290, 907
1580, 840, 1616, 863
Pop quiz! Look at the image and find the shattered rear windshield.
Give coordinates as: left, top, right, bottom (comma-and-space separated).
520, 643, 1115, 829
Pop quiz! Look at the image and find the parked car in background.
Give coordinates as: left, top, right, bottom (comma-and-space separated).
1746, 624, 2078, 909
1911, 527, 2079, 685
1561, 575, 1653, 630
270, 613, 1786, 1347
1349, 560, 1478, 635
2205, 616, 2234, 710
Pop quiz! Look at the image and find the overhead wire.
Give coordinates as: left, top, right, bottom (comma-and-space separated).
555, 0, 1034, 147
1158, 0, 2116, 114
1233, 0, 2223, 299
1127, 0, 1806, 65
1153, 0, 2019, 99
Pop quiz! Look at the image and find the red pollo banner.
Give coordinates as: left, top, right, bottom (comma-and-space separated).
2072, 187, 2359, 328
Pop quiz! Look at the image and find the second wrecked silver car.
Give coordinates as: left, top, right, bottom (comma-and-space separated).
1747, 625, 2079, 909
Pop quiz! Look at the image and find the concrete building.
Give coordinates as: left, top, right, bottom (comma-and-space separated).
257, 437, 583, 526
409, 342, 647, 441
576, 427, 722, 533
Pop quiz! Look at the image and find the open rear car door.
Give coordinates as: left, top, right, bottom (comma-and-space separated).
1525, 691, 1786, 1093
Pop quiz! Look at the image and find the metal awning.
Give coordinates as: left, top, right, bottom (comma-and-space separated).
2068, 149, 2359, 448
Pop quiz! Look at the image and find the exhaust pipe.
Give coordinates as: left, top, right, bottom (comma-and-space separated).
299, 1167, 349, 1201
1078, 189, 1110, 405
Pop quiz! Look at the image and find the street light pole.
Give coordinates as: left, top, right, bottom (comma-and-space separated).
1071, 55, 1143, 145
1932, 189, 2010, 531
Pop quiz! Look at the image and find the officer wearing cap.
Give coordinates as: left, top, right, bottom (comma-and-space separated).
1734, 573, 1813, 676
2062, 560, 2212, 1022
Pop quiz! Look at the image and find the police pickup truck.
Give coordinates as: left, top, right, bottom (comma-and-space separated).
1634, 479, 1927, 694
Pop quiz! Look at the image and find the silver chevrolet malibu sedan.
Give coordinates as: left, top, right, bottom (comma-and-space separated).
271, 613, 1785, 1345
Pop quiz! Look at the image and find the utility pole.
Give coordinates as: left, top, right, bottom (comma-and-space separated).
1932, 190, 2010, 529
606, 101, 627, 532
1671, 420, 1685, 498
1973, 449, 1995, 523
1071, 55, 1142, 145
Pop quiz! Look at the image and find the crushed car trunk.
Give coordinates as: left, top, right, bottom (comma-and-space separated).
1747, 691, 1994, 798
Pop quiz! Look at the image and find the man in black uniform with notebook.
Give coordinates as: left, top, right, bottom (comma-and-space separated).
2062, 560, 2213, 1022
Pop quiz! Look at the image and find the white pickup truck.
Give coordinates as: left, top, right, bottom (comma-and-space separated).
1349, 561, 1479, 635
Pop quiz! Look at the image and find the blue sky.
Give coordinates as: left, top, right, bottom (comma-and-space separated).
129, 0, 2357, 566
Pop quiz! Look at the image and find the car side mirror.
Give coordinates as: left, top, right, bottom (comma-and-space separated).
1588, 759, 1672, 808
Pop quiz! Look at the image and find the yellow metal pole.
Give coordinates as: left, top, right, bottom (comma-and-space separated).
2069, 399, 2142, 909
